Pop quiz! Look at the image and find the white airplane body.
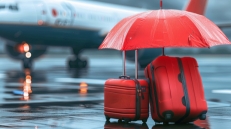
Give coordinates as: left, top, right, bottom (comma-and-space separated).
0, 0, 208, 69
0, 0, 145, 37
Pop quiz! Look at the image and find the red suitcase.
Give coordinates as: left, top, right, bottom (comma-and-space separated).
104, 76, 149, 123
144, 56, 207, 123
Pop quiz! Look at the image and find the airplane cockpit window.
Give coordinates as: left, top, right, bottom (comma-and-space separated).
0, 5, 5, 9
9, 5, 18, 11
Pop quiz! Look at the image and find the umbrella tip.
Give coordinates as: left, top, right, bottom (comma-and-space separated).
160, 0, 163, 9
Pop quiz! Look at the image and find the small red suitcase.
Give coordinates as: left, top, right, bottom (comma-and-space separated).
145, 56, 207, 123
104, 76, 149, 123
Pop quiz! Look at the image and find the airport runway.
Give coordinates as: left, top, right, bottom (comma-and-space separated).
0, 51, 230, 129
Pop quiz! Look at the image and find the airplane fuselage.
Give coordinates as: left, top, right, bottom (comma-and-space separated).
0, 0, 146, 47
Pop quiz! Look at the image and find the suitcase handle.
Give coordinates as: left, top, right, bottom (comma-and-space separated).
119, 75, 130, 79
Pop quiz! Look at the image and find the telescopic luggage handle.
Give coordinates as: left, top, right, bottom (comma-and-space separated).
119, 75, 130, 79
121, 50, 139, 79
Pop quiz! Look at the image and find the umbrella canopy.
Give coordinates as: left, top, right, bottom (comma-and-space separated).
99, 9, 230, 51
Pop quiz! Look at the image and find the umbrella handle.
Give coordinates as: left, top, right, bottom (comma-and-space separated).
162, 47, 165, 56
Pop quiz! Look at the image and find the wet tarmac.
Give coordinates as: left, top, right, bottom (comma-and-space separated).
0, 51, 230, 129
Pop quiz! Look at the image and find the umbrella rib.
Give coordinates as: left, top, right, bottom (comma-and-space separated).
110, 15, 138, 50
161, 10, 168, 47
184, 12, 228, 47
185, 12, 210, 47
172, 10, 205, 47
123, 11, 152, 50
122, 12, 150, 50
166, 10, 187, 47
150, 10, 161, 47
189, 14, 229, 46
162, 10, 174, 47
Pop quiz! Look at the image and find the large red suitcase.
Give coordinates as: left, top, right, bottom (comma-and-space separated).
104, 76, 149, 123
144, 56, 207, 123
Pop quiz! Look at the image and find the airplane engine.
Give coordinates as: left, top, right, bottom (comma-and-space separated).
5, 43, 47, 69
125, 48, 162, 68
5, 44, 47, 60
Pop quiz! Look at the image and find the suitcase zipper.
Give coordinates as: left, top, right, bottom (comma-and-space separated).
176, 58, 191, 123
150, 64, 165, 120
134, 79, 141, 120
138, 86, 144, 100
139, 89, 144, 99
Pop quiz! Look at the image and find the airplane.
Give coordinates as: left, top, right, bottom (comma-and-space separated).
0, 0, 208, 70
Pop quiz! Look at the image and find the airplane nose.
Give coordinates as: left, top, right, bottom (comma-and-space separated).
0, 3, 37, 24
0, 10, 21, 23
0, 11, 9, 22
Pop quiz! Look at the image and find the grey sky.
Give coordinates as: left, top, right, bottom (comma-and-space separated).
206, 0, 231, 22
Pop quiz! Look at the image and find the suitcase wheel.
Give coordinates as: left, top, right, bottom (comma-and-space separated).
105, 115, 110, 122
199, 113, 206, 120
118, 119, 122, 123
165, 113, 172, 120
124, 118, 130, 124
163, 111, 174, 120
155, 121, 161, 125
163, 122, 169, 125
142, 119, 147, 123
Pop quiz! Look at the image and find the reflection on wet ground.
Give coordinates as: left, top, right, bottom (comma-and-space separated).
0, 54, 230, 128
105, 120, 210, 129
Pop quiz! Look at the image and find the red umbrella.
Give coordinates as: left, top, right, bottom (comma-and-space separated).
99, 9, 230, 51
99, 9, 231, 79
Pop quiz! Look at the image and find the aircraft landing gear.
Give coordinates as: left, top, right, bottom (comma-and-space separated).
68, 57, 88, 69
22, 58, 32, 69
68, 47, 88, 69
